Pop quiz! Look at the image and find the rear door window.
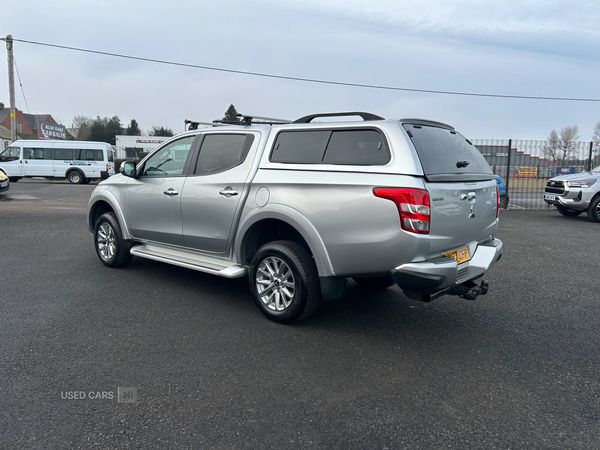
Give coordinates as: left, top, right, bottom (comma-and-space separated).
193, 134, 255, 175
403, 124, 493, 180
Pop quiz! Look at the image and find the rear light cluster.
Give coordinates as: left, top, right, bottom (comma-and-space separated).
373, 188, 430, 234
496, 185, 500, 218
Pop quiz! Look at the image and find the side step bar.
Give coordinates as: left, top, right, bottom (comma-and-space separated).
130, 244, 247, 278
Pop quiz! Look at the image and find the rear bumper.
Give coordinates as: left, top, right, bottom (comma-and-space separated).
391, 238, 503, 300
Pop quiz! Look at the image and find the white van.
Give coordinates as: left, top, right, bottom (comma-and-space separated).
0, 140, 115, 184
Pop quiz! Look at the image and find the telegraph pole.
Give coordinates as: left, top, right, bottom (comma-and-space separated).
6, 35, 17, 142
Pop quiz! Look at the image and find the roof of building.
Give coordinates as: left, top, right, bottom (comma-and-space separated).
0, 108, 10, 123
0, 125, 11, 140
23, 113, 51, 129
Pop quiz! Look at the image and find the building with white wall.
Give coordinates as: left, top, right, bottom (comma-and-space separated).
115, 135, 170, 159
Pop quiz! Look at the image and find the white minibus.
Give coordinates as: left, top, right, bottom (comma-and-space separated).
0, 140, 115, 184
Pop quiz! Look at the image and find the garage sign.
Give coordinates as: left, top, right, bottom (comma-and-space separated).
39, 122, 66, 140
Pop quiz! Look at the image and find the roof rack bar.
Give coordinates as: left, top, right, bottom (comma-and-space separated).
236, 113, 292, 125
293, 112, 385, 124
184, 119, 230, 131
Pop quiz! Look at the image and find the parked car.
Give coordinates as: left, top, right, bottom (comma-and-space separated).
544, 165, 600, 222
88, 112, 503, 323
0, 170, 9, 193
495, 175, 507, 205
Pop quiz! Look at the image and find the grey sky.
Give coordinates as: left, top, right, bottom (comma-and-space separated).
2, 0, 599, 140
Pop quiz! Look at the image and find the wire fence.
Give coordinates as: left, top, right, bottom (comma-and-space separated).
472, 139, 599, 210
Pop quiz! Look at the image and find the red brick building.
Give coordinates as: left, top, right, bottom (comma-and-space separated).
0, 102, 62, 139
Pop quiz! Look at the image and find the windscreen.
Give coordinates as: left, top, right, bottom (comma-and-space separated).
403, 124, 493, 179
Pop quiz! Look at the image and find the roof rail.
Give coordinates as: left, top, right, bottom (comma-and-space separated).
293, 112, 385, 124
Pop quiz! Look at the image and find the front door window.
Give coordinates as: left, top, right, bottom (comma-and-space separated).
142, 137, 195, 177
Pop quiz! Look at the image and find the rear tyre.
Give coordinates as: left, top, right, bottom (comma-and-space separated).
353, 276, 396, 290
68, 171, 85, 184
93, 212, 133, 267
8, 177, 19, 182
249, 241, 321, 323
586, 197, 600, 222
556, 205, 583, 217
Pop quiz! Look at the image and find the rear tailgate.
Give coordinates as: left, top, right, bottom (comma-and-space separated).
426, 179, 498, 255
402, 121, 498, 255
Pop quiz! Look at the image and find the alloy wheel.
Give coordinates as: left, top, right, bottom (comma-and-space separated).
255, 256, 296, 311
97, 222, 116, 260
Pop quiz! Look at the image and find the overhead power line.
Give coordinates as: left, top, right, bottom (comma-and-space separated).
6, 37, 600, 103
12, 54, 30, 113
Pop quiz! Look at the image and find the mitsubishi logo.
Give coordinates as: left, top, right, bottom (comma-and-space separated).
460, 192, 477, 218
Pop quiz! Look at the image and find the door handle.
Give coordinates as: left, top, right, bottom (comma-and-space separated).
163, 189, 179, 196
219, 187, 239, 197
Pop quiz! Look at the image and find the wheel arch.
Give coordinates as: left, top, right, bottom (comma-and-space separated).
235, 205, 335, 277
88, 192, 132, 239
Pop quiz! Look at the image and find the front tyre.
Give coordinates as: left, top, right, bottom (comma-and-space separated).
249, 241, 321, 323
93, 212, 133, 267
587, 197, 600, 222
556, 205, 583, 217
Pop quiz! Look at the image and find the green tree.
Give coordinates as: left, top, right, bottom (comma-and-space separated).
89, 116, 108, 142
88, 115, 122, 145
222, 104, 240, 124
149, 126, 174, 137
126, 119, 141, 136
105, 116, 123, 145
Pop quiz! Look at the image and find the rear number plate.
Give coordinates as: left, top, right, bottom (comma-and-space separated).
444, 246, 471, 264
544, 194, 556, 201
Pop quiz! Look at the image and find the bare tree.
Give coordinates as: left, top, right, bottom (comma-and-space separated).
70, 115, 92, 141
543, 125, 580, 165
542, 129, 560, 161
593, 121, 600, 153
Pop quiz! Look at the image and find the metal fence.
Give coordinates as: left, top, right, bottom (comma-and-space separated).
472, 139, 599, 210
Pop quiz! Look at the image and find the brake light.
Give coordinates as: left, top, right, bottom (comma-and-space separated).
496, 185, 500, 218
373, 188, 430, 234
106, 164, 109, 171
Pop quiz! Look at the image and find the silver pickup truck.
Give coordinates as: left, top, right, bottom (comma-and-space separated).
87, 112, 503, 323
543, 166, 600, 222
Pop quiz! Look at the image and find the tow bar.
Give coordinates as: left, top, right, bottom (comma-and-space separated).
451, 279, 489, 300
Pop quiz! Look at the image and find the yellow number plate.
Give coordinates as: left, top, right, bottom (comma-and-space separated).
444, 246, 471, 264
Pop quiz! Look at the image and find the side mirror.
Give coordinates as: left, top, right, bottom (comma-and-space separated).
120, 161, 137, 178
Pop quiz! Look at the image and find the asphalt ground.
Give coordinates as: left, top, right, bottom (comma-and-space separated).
1, 180, 599, 449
